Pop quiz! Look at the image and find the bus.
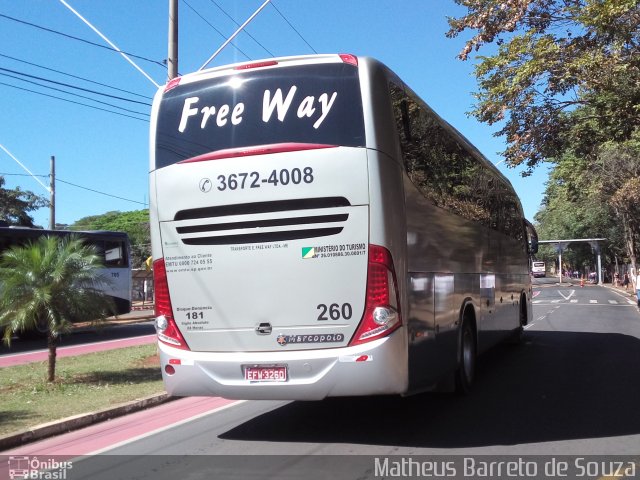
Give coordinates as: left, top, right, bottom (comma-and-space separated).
149, 54, 538, 400
0, 226, 132, 316
531, 261, 546, 278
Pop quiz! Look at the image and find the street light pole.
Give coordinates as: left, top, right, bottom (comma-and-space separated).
49, 155, 55, 230
168, 0, 178, 80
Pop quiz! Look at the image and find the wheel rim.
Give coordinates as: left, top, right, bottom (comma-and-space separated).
462, 326, 474, 382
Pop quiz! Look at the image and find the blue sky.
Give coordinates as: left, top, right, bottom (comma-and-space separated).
0, 0, 550, 228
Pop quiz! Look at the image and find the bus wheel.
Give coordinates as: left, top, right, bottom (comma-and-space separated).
455, 315, 476, 394
507, 294, 527, 345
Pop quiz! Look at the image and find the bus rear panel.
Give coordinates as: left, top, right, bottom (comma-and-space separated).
150, 55, 408, 399
149, 54, 533, 400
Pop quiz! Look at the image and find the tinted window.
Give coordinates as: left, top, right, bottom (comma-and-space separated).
390, 83, 524, 242
155, 63, 365, 168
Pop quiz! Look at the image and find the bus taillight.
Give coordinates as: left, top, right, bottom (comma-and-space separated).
164, 77, 182, 92
339, 54, 358, 66
350, 245, 402, 346
234, 60, 278, 70
153, 258, 190, 350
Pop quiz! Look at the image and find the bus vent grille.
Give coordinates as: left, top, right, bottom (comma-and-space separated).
174, 197, 350, 221
181, 228, 344, 246
173, 197, 351, 245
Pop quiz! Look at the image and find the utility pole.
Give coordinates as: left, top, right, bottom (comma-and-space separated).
168, 0, 178, 80
49, 155, 55, 230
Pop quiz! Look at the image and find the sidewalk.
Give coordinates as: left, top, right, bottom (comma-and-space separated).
72, 307, 155, 329
0, 307, 165, 451
604, 280, 639, 303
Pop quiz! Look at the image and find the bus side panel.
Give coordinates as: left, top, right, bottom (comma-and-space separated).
103, 267, 131, 315
149, 173, 162, 269
490, 231, 530, 344
403, 175, 487, 391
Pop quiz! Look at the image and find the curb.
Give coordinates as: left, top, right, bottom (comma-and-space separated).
0, 392, 176, 452
72, 313, 155, 330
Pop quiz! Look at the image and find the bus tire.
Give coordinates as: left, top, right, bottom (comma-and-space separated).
507, 293, 528, 345
455, 313, 476, 395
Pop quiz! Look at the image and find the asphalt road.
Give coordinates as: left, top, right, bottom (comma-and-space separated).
0, 319, 156, 356
5, 283, 640, 479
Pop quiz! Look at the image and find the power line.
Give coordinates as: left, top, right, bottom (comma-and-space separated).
207, 0, 275, 57
270, 1, 317, 54
0, 81, 149, 122
182, 0, 251, 61
1, 74, 149, 117
0, 13, 166, 69
58, 0, 160, 89
1, 173, 147, 207
0, 172, 49, 178
0, 52, 152, 100
0, 67, 151, 107
57, 178, 147, 206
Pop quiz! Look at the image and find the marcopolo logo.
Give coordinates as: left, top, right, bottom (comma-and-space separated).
277, 333, 344, 346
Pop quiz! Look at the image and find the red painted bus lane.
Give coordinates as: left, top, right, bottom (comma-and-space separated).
1, 396, 242, 456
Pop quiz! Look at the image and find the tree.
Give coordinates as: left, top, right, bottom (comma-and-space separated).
534, 137, 638, 273
446, 0, 640, 172
594, 136, 640, 271
70, 210, 150, 268
0, 176, 48, 227
0, 236, 115, 382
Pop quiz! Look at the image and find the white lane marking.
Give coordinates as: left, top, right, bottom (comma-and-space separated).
590, 300, 598, 304
558, 290, 576, 301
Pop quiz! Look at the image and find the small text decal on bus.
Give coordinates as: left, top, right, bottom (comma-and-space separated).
178, 86, 338, 134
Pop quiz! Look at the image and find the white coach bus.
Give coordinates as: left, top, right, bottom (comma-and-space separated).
149, 54, 538, 400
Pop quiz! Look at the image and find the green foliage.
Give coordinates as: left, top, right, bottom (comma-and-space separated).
0, 236, 116, 381
447, 0, 640, 171
71, 209, 150, 268
0, 176, 48, 227
448, 0, 640, 267
534, 135, 640, 268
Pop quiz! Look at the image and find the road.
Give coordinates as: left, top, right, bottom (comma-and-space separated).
0, 319, 156, 357
0, 320, 156, 367
3, 283, 640, 479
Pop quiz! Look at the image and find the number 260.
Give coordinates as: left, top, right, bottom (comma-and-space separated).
316, 303, 352, 321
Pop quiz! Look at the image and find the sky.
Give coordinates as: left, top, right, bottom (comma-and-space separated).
0, 0, 551, 229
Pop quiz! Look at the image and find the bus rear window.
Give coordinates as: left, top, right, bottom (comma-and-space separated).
154, 63, 365, 168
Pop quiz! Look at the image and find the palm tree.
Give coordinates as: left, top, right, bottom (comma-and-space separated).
0, 235, 116, 381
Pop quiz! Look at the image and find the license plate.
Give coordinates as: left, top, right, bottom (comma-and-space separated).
244, 365, 287, 382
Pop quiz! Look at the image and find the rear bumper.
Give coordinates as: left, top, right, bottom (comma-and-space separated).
158, 329, 408, 400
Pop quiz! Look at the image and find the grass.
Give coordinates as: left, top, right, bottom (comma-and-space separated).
0, 344, 165, 437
